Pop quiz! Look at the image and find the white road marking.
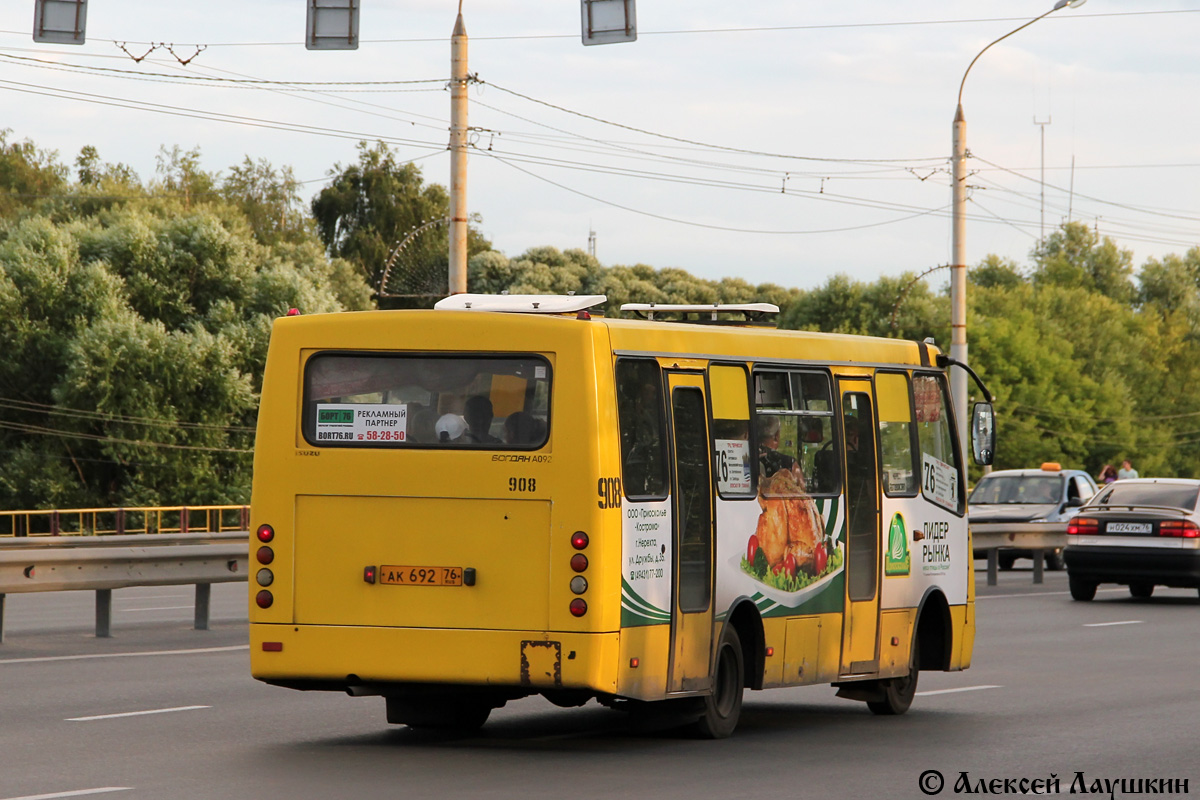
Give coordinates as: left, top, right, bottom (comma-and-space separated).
916, 684, 1002, 697
2, 788, 132, 800
0, 644, 248, 666
123, 606, 192, 612
1083, 620, 1143, 627
67, 705, 209, 722
979, 587, 1126, 600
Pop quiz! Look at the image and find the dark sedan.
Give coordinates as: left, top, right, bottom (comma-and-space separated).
1064, 478, 1200, 601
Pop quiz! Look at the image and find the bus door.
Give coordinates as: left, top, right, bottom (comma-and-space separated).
666, 372, 715, 693
837, 380, 881, 675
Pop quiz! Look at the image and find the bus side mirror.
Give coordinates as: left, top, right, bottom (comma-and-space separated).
971, 402, 995, 466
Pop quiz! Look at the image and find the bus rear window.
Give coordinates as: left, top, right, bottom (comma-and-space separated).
303, 354, 551, 448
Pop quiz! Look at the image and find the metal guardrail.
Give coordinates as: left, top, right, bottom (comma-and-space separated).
0, 505, 250, 537
971, 523, 1066, 586
0, 531, 249, 642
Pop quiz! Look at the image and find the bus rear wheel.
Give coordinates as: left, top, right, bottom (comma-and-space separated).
867, 640, 919, 716
694, 626, 744, 739
385, 695, 492, 731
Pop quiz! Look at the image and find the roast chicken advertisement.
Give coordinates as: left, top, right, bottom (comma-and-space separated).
741, 467, 842, 592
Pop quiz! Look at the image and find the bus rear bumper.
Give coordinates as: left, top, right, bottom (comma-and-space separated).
250, 623, 621, 696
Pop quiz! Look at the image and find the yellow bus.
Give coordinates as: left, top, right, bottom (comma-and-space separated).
249, 294, 995, 737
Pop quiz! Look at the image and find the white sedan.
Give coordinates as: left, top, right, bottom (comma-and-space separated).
1064, 478, 1200, 601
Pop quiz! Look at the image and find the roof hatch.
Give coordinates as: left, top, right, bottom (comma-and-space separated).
434, 294, 607, 314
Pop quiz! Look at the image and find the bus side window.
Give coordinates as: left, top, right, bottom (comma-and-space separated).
752, 370, 838, 496
913, 373, 965, 514
875, 371, 918, 496
709, 364, 753, 497
616, 359, 668, 499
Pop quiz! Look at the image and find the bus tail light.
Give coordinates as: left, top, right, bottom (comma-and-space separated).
1067, 518, 1097, 536
569, 598, 587, 617
571, 531, 589, 550
257, 524, 274, 543
570, 553, 588, 572
1160, 520, 1200, 538
255, 590, 274, 608
256, 546, 274, 565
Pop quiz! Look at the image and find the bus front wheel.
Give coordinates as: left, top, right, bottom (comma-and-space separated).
694, 626, 744, 739
867, 640, 919, 716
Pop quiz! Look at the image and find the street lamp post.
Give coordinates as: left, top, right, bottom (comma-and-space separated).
950, 0, 1085, 449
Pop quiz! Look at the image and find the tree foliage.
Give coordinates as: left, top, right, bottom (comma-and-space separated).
4, 128, 1200, 511
312, 141, 490, 299
468, 246, 801, 318
0, 129, 68, 219
0, 141, 372, 510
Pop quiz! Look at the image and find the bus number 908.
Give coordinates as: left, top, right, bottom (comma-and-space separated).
598, 477, 622, 509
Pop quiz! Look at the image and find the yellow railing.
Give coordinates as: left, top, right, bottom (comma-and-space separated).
0, 505, 250, 537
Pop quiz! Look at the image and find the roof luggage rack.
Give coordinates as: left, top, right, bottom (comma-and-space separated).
434, 294, 607, 314
620, 302, 779, 324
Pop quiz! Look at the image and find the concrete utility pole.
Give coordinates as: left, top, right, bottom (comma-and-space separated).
448, 7, 469, 295
950, 0, 1085, 450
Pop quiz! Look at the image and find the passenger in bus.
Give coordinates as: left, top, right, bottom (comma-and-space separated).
757, 415, 800, 483
435, 412, 467, 443
504, 411, 545, 445
462, 395, 501, 444
843, 415, 873, 518
408, 406, 439, 443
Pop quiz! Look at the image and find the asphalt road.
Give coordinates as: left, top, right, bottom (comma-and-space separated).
1, 568, 1197, 800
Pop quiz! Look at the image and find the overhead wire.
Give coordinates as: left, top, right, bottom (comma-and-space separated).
0, 421, 253, 454
154, 57, 453, 131
0, 444, 215, 471
469, 95, 942, 186
1014, 403, 1200, 423
481, 80, 944, 166
1, 23, 1195, 256
0, 78, 451, 149
0, 397, 256, 433
485, 151, 952, 235
1024, 423, 1200, 449
972, 154, 1200, 225
967, 187, 1200, 249
478, 143, 954, 219
0, 50, 447, 86
970, 174, 1200, 241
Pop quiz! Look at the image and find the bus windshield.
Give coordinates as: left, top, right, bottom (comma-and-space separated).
302, 353, 551, 448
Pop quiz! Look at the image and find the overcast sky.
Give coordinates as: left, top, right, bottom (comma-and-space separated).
2, 1, 1198, 291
